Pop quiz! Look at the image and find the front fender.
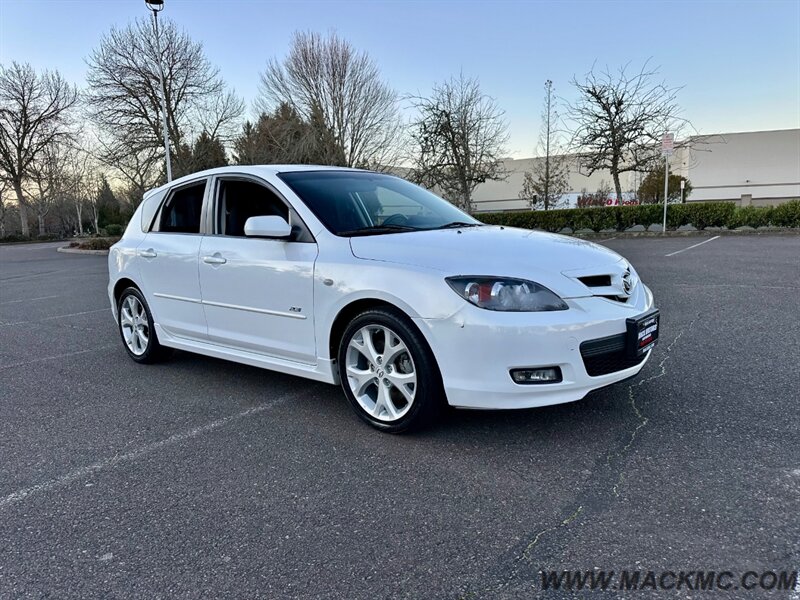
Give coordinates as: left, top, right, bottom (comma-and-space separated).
313, 258, 463, 360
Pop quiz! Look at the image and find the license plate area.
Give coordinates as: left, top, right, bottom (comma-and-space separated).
626, 309, 660, 358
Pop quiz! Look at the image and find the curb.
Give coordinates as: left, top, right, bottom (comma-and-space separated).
57, 246, 109, 256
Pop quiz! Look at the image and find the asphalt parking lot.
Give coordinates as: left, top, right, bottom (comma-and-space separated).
1, 235, 798, 598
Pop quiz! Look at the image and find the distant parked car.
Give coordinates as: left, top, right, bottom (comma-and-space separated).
108, 166, 659, 432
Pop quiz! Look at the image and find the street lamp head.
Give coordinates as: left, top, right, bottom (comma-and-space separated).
145, 0, 164, 12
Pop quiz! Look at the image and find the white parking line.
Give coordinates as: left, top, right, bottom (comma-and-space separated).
665, 235, 720, 257
0, 393, 301, 509
0, 308, 108, 327
0, 345, 117, 370
0, 294, 61, 305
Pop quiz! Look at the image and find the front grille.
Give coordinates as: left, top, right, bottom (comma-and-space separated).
575, 273, 630, 303
578, 275, 612, 287
580, 333, 647, 377
599, 294, 630, 304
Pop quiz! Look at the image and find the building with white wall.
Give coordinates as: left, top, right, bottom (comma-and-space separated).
471, 128, 800, 212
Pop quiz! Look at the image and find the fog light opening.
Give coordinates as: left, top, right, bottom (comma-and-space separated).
510, 367, 563, 384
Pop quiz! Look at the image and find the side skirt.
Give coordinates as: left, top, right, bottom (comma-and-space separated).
155, 324, 339, 385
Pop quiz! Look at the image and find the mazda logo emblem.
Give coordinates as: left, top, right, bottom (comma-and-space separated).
622, 270, 633, 295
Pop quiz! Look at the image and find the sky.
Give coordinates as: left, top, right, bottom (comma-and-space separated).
1, 0, 798, 158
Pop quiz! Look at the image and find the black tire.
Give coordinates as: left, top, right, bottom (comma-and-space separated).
337, 307, 445, 433
117, 287, 171, 364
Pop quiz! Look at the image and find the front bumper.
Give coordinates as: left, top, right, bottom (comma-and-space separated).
414, 286, 656, 410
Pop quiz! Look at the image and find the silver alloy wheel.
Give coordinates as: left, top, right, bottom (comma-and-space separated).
345, 325, 417, 422
120, 295, 150, 356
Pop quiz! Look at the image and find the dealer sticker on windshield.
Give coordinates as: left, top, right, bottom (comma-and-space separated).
626, 309, 660, 358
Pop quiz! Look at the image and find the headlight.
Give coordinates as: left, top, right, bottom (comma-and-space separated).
445, 276, 569, 312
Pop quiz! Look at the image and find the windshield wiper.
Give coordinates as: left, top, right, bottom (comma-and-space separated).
431, 221, 482, 230
338, 224, 419, 237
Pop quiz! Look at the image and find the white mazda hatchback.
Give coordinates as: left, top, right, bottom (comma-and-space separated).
108, 165, 659, 432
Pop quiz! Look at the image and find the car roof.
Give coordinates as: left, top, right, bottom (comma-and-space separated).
143, 164, 369, 199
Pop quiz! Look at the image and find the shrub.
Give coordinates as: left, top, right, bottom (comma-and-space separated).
478, 200, 799, 232
772, 199, 800, 227
639, 204, 667, 227
0, 234, 30, 243
665, 204, 694, 228
104, 224, 124, 236
77, 237, 120, 251
688, 202, 736, 229
586, 207, 617, 231
727, 206, 774, 228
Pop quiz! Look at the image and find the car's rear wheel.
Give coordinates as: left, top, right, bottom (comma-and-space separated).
337, 308, 444, 433
117, 287, 170, 364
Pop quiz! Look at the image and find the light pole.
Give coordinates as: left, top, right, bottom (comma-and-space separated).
145, 0, 172, 182
680, 178, 686, 204
661, 132, 674, 233
662, 155, 669, 231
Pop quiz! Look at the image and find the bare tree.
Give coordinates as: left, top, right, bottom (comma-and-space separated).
80, 167, 104, 235
565, 62, 686, 202
257, 31, 401, 169
408, 73, 508, 212
0, 180, 8, 237
25, 140, 73, 234
519, 80, 571, 210
93, 136, 161, 209
0, 62, 78, 236
73, 180, 84, 235
86, 18, 244, 180
64, 148, 101, 235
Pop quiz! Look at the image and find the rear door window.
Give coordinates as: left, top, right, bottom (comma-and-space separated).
157, 181, 207, 234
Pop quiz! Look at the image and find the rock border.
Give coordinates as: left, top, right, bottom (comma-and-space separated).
570, 227, 800, 239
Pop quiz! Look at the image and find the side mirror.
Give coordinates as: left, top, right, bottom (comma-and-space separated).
244, 215, 292, 239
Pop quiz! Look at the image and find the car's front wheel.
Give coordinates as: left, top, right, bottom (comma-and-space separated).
337, 308, 444, 433
117, 287, 170, 364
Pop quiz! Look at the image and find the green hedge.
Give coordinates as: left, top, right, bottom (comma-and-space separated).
0, 233, 63, 243
479, 200, 800, 232
0, 234, 30, 243
103, 224, 124, 237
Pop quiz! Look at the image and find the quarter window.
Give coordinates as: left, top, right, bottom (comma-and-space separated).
140, 189, 165, 233
158, 181, 206, 234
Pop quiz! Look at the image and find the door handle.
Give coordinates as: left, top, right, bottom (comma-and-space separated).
203, 254, 227, 265
139, 248, 157, 258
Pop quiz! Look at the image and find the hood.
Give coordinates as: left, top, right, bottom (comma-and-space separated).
349, 225, 627, 299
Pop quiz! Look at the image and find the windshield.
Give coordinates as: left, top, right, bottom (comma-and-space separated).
278, 171, 480, 236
